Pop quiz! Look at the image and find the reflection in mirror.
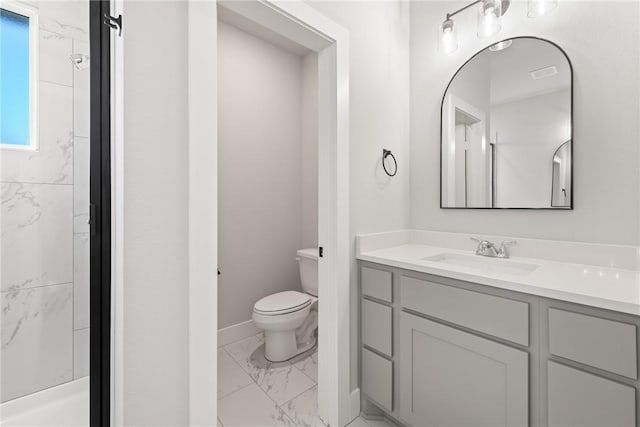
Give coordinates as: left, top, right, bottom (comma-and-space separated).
551, 141, 572, 207
440, 37, 572, 209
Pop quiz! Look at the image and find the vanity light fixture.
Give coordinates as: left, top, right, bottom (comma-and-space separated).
527, 0, 558, 18
441, 0, 509, 52
477, 0, 503, 38
489, 39, 512, 51
441, 18, 458, 54
441, 0, 556, 53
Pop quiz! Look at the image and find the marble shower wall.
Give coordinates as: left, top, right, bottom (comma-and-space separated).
1, 1, 90, 403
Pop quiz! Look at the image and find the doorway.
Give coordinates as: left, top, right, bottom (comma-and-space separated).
188, 1, 351, 426
216, 11, 320, 425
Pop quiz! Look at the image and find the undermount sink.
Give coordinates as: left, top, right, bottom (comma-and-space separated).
422, 253, 540, 277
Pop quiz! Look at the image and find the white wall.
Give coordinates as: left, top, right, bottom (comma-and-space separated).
492, 89, 571, 208
304, 0, 411, 391
217, 22, 318, 329
122, 1, 189, 425
411, 0, 640, 244
119, 1, 411, 419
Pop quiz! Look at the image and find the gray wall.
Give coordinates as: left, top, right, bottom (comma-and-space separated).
123, 1, 189, 425
410, 0, 640, 244
217, 21, 316, 329
301, 52, 319, 250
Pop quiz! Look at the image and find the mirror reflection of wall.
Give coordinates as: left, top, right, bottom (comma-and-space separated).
441, 37, 572, 209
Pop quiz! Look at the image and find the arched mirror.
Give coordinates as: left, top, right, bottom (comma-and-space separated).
440, 37, 573, 209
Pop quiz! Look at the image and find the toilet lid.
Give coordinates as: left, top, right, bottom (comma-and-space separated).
254, 291, 312, 315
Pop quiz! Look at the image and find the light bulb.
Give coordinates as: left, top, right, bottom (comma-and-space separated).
489, 39, 512, 51
528, 0, 557, 17
477, 0, 502, 38
441, 18, 458, 53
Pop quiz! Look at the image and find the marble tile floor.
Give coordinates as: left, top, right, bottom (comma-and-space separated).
217, 333, 393, 427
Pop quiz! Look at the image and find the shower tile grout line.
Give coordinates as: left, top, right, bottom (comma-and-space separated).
40, 78, 73, 88
0, 180, 73, 186
0, 281, 74, 294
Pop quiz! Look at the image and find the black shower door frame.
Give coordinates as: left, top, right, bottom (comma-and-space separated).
89, 1, 111, 426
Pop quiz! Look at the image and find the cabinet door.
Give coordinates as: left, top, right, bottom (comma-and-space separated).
400, 312, 528, 427
547, 361, 635, 427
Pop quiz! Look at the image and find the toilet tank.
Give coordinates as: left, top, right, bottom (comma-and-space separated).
297, 248, 318, 296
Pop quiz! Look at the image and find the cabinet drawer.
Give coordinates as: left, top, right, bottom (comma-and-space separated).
362, 266, 392, 302
547, 361, 635, 427
362, 348, 393, 412
549, 308, 637, 379
401, 276, 529, 346
362, 299, 392, 357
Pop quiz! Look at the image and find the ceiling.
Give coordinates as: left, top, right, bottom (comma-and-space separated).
483, 38, 572, 105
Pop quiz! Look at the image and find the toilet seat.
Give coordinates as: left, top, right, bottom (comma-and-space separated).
254, 291, 312, 316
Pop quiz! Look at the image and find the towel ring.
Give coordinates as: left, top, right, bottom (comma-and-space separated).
382, 149, 397, 177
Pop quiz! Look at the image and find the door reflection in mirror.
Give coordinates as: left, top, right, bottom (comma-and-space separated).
440, 37, 573, 209
551, 141, 572, 207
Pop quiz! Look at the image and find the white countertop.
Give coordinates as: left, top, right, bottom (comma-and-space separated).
358, 243, 640, 316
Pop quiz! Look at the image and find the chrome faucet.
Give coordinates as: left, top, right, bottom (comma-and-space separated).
471, 237, 498, 257
471, 237, 516, 258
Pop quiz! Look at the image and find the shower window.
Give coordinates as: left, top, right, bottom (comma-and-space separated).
0, 3, 38, 150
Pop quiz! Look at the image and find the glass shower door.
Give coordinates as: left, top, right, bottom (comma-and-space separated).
1, 1, 91, 424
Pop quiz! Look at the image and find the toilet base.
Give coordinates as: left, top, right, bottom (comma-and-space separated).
296, 335, 317, 357
264, 331, 317, 362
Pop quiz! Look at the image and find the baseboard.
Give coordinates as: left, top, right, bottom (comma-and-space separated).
218, 319, 261, 347
350, 388, 361, 421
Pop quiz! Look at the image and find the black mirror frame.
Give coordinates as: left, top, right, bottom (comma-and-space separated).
439, 36, 574, 210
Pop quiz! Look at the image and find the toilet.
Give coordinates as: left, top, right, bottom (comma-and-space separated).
252, 248, 319, 362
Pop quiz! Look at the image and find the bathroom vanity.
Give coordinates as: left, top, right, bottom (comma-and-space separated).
357, 232, 640, 427
356, 29, 640, 426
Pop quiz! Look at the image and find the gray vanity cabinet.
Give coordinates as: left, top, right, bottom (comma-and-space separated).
547, 361, 635, 427
399, 312, 529, 427
547, 308, 637, 379
541, 301, 639, 427
360, 265, 396, 413
359, 261, 640, 427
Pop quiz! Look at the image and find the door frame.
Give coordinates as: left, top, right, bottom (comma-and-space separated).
89, 1, 112, 425
187, 1, 351, 426
442, 93, 487, 208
